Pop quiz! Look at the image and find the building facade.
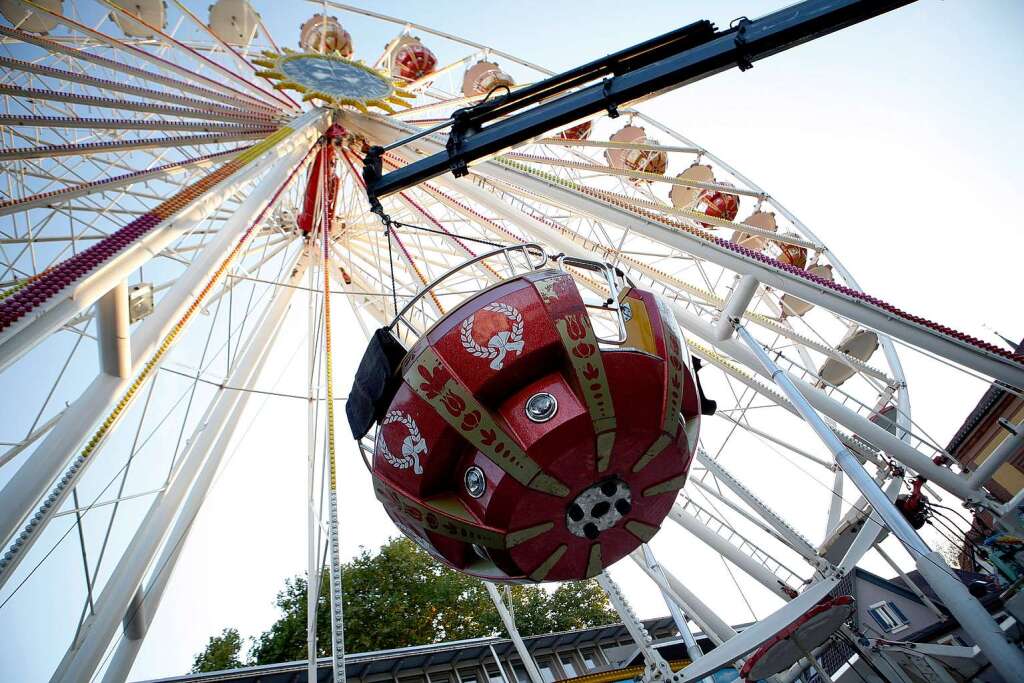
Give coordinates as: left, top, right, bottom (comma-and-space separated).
139, 618, 686, 683
946, 337, 1024, 504
137, 562, 1014, 683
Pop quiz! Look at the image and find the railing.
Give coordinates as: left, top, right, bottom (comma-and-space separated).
387, 242, 635, 345
698, 450, 820, 561
769, 349, 954, 466
678, 494, 804, 590
387, 243, 547, 338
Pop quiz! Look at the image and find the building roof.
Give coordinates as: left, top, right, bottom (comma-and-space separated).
902, 567, 999, 607
852, 566, 926, 606
134, 617, 678, 683
133, 567, 998, 683
945, 336, 1024, 454
895, 567, 1003, 644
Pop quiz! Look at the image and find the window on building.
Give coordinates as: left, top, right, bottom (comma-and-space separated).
399, 676, 426, 683
867, 601, 910, 633
458, 667, 481, 683
508, 661, 530, 683
559, 654, 578, 678
579, 648, 600, 671
535, 657, 557, 683
485, 664, 505, 683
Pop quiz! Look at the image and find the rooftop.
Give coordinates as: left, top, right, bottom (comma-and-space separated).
945, 336, 1024, 455
134, 617, 679, 683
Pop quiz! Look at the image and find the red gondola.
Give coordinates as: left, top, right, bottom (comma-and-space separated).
348, 247, 703, 582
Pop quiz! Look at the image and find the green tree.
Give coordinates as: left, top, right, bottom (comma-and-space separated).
191, 627, 245, 673
206, 537, 619, 668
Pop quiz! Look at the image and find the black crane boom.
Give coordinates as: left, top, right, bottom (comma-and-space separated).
363, 0, 914, 207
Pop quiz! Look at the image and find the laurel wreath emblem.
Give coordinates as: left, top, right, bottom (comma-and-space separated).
380, 411, 427, 474
459, 302, 525, 370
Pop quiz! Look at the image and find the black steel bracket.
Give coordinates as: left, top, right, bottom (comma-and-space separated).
733, 17, 754, 71
362, 144, 385, 216
602, 78, 619, 118
445, 108, 477, 178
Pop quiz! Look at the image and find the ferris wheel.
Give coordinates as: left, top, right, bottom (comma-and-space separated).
1, 1, 1023, 683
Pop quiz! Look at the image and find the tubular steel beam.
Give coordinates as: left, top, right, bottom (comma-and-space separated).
95, 281, 130, 378
485, 583, 544, 683
966, 419, 1023, 490
667, 503, 797, 600
734, 322, 1024, 683
166, 0, 303, 113
348, 111, 1024, 397
0, 131, 276, 162
97, 0, 297, 115
0, 110, 325, 375
0, 116, 324, 588
478, 160, 1024, 389
0, 85, 277, 124
0, 115, 274, 134
596, 571, 674, 680
673, 575, 840, 682
17, 4, 282, 115
58, 248, 309, 683
0, 148, 248, 218
639, 545, 700, 654
629, 549, 737, 646
696, 450, 822, 566
0, 24, 276, 114
96, 249, 309, 683
0, 56, 274, 118
365, 0, 914, 199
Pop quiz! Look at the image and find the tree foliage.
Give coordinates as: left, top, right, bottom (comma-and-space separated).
197, 537, 619, 668
191, 628, 244, 673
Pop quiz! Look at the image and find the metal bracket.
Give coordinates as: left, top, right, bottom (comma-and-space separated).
732, 18, 754, 71
445, 108, 479, 179
602, 78, 620, 118
361, 144, 385, 215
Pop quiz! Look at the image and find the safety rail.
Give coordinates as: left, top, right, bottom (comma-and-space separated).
677, 494, 805, 590
769, 348, 953, 464
386, 243, 546, 338
386, 243, 634, 345
697, 449, 821, 564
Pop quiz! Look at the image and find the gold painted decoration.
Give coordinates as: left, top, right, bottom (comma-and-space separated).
625, 520, 659, 542
586, 543, 603, 578
538, 273, 617, 471
506, 522, 555, 548
632, 296, 687, 473
657, 295, 687, 435
407, 347, 569, 497
253, 49, 413, 112
373, 475, 507, 549
528, 544, 567, 581
642, 474, 688, 498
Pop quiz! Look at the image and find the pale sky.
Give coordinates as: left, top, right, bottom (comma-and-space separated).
1, 1, 1022, 681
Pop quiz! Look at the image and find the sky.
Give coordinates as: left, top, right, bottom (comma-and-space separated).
1, 0, 1023, 681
